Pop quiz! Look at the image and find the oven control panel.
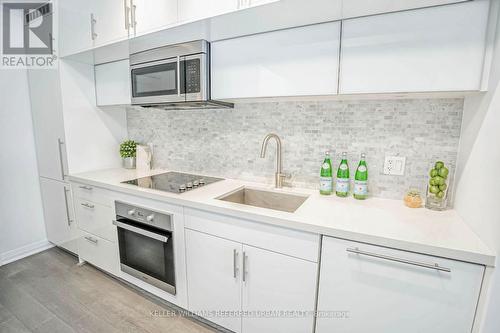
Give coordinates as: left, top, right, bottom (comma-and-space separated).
115, 201, 172, 231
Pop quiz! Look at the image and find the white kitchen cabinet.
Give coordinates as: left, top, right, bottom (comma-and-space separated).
339, 0, 490, 94
341, 0, 468, 19
59, 0, 93, 57
133, 0, 178, 36
179, 0, 238, 23
185, 227, 318, 333
90, 0, 130, 47
185, 229, 242, 333
316, 237, 485, 333
28, 69, 68, 181
74, 199, 116, 243
95, 59, 131, 106
77, 231, 119, 275
241, 245, 317, 333
211, 21, 341, 99
39, 178, 78, 254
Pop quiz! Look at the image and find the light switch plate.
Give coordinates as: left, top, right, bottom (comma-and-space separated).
384, 156, 406, 176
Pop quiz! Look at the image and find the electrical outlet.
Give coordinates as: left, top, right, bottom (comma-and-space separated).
384, 156, 406, 176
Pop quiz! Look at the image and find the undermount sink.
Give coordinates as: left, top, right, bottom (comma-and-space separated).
217, 187, 309, 213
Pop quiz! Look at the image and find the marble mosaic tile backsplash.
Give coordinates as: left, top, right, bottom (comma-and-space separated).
127, 98, 463, 201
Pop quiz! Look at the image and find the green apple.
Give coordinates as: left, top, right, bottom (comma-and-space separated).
436, 191, 445, 199
430, 185, 440, 194
438, 167, 449, 179
435, 161, 444, 170
430, 169, 438, 177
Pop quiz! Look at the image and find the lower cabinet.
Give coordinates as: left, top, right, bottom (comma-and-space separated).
185, 228, 317, 333
316, 236, 485, 333
77, 231, 119, 275
240, 245, 317, 333
185, 229, 242, 332
39, 177, 78, 254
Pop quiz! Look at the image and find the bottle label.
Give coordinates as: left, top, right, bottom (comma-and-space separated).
320, 177, 333, 192
354, 180, 368, 195
339, 164, 348, 171
322, 162, 330, 170
336, 178, 350, 193
358, 165, 367, 172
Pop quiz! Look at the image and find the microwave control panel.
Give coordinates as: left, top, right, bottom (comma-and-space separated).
184, 58, 201, 94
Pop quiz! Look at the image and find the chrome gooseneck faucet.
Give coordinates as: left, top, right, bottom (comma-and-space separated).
260, 133, 286, 188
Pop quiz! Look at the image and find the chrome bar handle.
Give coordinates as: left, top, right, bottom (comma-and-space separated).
242, 251, 247, 282
131, 0, 137, 34
81, 202, 95, 209
63, 187, 73, 226
79, 185, 93, 190
90, 13, 97, 40
112, 220, 169, 243
57, 138, 67, 180
124, 0, 130, 30
233, 249, 238, 278
85, 236, 98, 244
346, 247, 451, 273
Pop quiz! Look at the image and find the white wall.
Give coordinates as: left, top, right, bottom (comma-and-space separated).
454, 1, 500, 331
0, 70, 48, 265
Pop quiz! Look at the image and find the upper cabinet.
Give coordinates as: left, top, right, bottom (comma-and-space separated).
95, 59, 131, 106
178, 0, 277, 23
179, 0, 239, 23
133, 0, 178, 36
342, 0, 468, 18
211, 21, 341, 99
59, 0, 93, 57
339, 0, 490, 94
90, 0, 130, 47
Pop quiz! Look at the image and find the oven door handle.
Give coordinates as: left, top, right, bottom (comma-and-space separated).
113, 220, 169, 243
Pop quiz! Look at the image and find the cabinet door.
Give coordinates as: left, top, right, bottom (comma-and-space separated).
134, 0, 178, 36
339, 0, 490, 93
211, 21, 340, 99
95, 59, 131, 106
316, 237, 485, 333
185, 229, 242, 333
59, 0, 93, 57
341, 0, 468, 18
39, 178, 77, 253
91, 0, 129, 47
241, 245, 318, 333
179, 0, 238, 23
28, 69, 68, 181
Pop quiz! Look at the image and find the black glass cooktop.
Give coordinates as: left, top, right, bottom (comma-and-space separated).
122, 172, 223, 193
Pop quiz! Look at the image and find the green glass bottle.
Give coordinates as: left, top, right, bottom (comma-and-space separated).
319, 151, 333, 195
354, 153, 368, 200
336, 152, 350, 197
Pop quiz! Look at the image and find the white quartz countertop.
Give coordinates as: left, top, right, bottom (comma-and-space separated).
69, 168, 496, 266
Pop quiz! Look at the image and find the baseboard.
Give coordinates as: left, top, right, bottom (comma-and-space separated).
0, 239, 54, 266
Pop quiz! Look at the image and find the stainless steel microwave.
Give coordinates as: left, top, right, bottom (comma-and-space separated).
129, 40, 232, 109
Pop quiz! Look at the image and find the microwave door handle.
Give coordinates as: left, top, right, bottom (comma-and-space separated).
112, 220, 169, 243
177, 56, 181, 97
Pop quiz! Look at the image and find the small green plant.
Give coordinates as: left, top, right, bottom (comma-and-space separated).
120, 140, 137, 158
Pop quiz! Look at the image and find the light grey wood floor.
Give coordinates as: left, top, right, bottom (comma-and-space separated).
0, 248, 219, 333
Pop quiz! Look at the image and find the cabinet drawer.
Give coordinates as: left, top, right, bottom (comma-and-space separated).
316, 236, 485, 333
184, 208, 320, 262
75, 199, 116, 242
78, 232, 119, 275
72, 182, 112, 207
